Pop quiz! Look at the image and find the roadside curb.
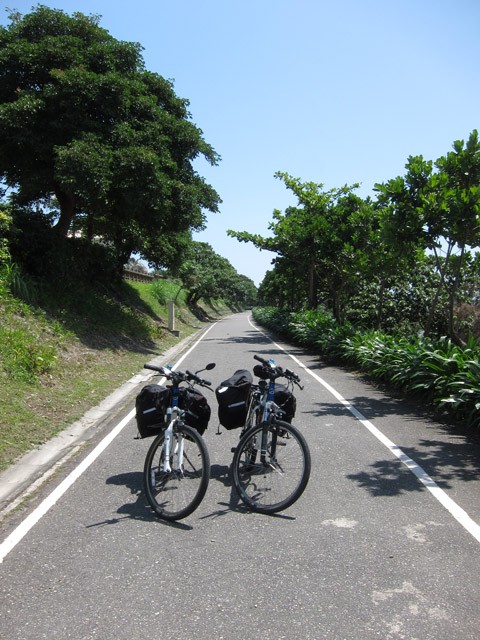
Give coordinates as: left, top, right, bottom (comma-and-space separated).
0, 327, 207, 518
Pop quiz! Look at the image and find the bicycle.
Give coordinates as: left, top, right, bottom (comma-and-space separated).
141, 361, 215, 521
230, 355, 311, 514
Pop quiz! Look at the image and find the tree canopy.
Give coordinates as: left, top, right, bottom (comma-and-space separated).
375, 130, 480, 340
0, 6, 221, 272
231, 131, 480, 342
178, 241, 257, 309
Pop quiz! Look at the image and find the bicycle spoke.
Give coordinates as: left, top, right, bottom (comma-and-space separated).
144, 424, 210, 521
232, 421, 310, 514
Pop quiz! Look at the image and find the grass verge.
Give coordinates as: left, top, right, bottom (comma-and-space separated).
0, 275, 227, 473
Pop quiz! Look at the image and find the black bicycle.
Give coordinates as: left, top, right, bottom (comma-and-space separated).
227, 355, 311, 514
141, 362, 215, 521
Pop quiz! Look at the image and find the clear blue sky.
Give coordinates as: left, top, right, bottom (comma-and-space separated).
2, 0, 479, 285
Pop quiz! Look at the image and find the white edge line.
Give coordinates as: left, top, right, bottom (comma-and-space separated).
248, 315, 480, 544
0, 323, 217, 563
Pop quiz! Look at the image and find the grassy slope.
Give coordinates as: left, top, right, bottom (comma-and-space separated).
0, 277, 226, 472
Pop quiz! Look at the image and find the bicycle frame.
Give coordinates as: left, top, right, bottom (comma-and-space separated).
244, 380, 284, 468
161, 386, 185, 474
143, 361, 215, 476
246, 381, 280, 425
230, 355, 310, 514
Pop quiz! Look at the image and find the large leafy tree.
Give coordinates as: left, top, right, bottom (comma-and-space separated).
375, 130, 480, 342
230, 172, 375, 320
0, 6, 220, 273
178, 241, 256, 309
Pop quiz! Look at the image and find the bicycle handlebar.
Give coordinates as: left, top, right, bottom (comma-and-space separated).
144, 363, 165, 374
253, 355, 303, 389
144, 363, 213, 389
186, 370, 213, 387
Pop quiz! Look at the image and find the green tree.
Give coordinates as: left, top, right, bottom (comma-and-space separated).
0, 6, 220, 275
433, 130, 480, 338
178, 242, 256, 309
230, 172, 374, 320
0, 201, 12, 266
227, 273, 258, 309
375, 130, 480, 342
256, 265, 304, 309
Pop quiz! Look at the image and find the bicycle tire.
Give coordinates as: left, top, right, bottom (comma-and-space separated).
143, 422, 210, 521
231, 419, 311, 514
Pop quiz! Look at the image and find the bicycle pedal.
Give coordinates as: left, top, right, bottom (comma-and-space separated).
231, 447, 237, 453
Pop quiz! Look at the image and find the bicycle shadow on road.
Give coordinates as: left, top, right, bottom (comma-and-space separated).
85, 471, 194, 531
205, 463, 246, 517
204, 463, 296, 521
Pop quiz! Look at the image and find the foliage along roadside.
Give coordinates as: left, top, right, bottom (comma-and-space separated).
252, 306, 480, 436
234, 133, 480, 346
0, 7, 221, 276
0, 271, 231, 472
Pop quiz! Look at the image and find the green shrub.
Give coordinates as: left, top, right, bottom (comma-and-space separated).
290, 308, 337, 346
0, 260, 39, 303
0, 207, 11, 266
252, 306, 292, 335
253, 306, 480, 435
0, 321, 57, 382
151, 278, 184, 306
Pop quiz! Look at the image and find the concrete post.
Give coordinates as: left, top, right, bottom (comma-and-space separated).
168, 300, 175, 331
168, 300, 180, 336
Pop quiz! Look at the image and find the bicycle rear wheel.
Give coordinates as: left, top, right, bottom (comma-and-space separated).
143, 422, 210, 521
231, 419, 311, 514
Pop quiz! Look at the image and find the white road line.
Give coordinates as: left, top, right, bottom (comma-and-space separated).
0, 324, 217, 564
248, 316, 480, 544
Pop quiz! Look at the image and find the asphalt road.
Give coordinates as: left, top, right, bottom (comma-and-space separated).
1, 312, 480, 639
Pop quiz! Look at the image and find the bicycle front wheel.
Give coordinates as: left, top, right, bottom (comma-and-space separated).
143, 423, 210, 521
231, 420, 311, 514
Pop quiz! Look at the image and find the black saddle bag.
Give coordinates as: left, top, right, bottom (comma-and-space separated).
135, 384, 170, 438
215, 369, 253, 430
179, 387, 211, 435
274, 384, 296, 423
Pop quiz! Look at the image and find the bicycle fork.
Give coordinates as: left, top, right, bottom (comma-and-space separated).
155, 410, 186, 477
259, 421, 284, 474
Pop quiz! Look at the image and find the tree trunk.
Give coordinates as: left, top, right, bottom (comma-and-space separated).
308, 262, 318, 309
447, 244, 467, 347
424, 243, 452, 337
376, 277, 386, 330
54, 189, 76, 237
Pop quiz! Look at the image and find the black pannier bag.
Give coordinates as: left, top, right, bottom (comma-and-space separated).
215, 369, 253, 430
274, 383, 296, 423
179, 387, 211, 435
135, 384, 170, 438
252, 365, 296, 423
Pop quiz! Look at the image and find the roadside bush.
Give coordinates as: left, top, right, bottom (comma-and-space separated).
0, 207, 11, 266
253, 306, 480, 436
0, 293, 59, 382
151, 278, 184, 306
0, 325, 57, 381
0, 260, 40, 303
289, 308, 337, 345
252, 306, 292, 336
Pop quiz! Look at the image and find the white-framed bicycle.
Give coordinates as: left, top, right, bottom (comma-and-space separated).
142, 362, 215, 521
